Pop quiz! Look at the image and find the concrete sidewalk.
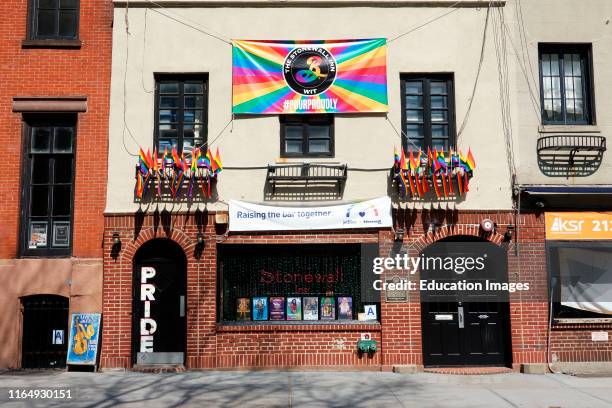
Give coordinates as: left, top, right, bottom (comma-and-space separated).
1, 370, 612, 407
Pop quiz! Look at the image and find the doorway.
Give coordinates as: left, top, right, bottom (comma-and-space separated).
21, 295, 69, 369
420, 236, 512, 367
132, 239, 187, 366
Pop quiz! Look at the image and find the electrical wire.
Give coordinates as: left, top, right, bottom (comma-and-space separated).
388, 1, 464, 43
122, 2, 140, 157
457, 2, 492, 140
140, 8, 154, 94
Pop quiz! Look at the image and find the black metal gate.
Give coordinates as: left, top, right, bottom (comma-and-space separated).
21, 295, 69, 369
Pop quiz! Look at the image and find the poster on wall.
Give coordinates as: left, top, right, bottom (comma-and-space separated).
66, 313, 101, 366
229, 196, 392, 232
252, 297, 269, 320
303, 297, 319, 320
232, 38, 388, 114
286, 297, 302, 320
270, 297, 286, 320
236, 298, 251, 321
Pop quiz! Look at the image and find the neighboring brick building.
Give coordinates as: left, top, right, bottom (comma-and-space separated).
99, 0, 611, 373
0, 0, 112, 368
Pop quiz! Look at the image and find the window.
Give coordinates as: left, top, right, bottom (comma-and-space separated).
20, 115, 76, 256
154, 76, 208, 153
280, 115, 334, 157
29, 0, 79, 40
217, 244, 379, 323
548, 242, 612, 320
401, 75, 455, 151
539, 44, 594, 125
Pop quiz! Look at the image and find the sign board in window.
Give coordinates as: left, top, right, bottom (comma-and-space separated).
545, 212, 612, 240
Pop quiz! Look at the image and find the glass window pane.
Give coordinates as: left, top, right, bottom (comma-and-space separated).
60, 0, 77, 8
309, 125, 329, 139
431, 110, 448, 122
159, 129, 178, 140
39, 0, 58, 8
54, 157, 72, 183
52, 221, 70, 247
285, 125, 303, 139
574, 77, 583, 98
183, 124, 203, 140
52, 185, 71, 216
407, 124, 424, 138
159, 96, 178, 108
575, 99, 584, 118
565, 76, 574, 99
285, 140, 302, 153
405, 81, 422, 95
544, 99, 553, 121
432, 139, 448, 150
543, 77, 553, 99
551, 54, 560, 75
406, 95, 423, 109
37, 10, 57, 37
309, 139, 330, 153
184, 110, 203, 124
58, 11, 77, 37
542, 54, 551, 76
159, 82, 179, 94
54, 127, 73, 152
183, 138, 195, 152
31, 186, 49, 216
552, 99, 562, 121
32, 157, 50, 184
184, 82, 204, 94
184, 96, 204, 109
572, 55, 582, 76
407, 138, 424, 150
430, 82, 447, 95
159, 110, 177, 123
431, 124, 449, 137
31, 128, 51, 153
551, 78, 561, 99
431, 95, 447, 109
564, 54, 574, 77
158, 139, 176, 152
406, 109, 423, 122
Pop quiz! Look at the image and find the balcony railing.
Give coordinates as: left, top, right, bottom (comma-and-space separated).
537, 135, 606, 177
265, 163, 347, 200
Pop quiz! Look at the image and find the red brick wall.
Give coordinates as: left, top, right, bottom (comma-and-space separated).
551, 324, 612, 362
0, 0, 112, 258
101, 209, 610, 370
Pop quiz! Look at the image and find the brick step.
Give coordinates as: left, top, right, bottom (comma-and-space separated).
424, 367, 513, 375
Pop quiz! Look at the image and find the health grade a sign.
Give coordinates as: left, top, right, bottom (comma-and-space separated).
229, 196, 392, 232
232, 38, 388, 114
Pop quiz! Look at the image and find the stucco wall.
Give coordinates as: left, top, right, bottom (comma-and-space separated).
0, 259, 102, 369
106, 3, 516, 212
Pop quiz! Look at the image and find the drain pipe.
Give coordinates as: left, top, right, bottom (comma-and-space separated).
547, 276, 561, 374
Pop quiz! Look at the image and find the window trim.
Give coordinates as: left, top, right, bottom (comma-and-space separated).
28, 0, 80, 41
279, 114, 335, 158
400, 74, 456, 152
19, 114, 77, 258
153, 74, 209, 154
538, 43, 596, 126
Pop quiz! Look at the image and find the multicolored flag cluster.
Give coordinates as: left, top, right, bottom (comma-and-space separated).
135, 146, 223, 200
393, 147, 475, 199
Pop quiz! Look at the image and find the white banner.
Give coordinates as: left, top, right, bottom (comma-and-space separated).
229, 196, 392, 232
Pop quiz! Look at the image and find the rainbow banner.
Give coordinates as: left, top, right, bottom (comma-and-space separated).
232, 38, 388, 114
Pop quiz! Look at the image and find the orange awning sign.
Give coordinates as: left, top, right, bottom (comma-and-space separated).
545, 212, 612, 240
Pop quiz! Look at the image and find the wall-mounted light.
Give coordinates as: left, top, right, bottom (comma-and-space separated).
394, 227, 405, 242
112, 232, 121, 246
196, 232, 205, 246
504, 224, 515, 242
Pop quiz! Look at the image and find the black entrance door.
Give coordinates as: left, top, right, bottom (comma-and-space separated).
420, 237, 512, 367
21, 295, 68, 369
133, 239, 187, 365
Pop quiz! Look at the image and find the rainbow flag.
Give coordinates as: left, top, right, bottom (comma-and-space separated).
393, 147, 400, 168
214, 147, 223, 174
466, 148, 476, 171
232, 39, 388, 114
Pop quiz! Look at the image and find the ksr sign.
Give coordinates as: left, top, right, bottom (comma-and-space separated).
545, 212, 612, 240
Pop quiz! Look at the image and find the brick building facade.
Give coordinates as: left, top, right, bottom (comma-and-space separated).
0, 0, 112, 368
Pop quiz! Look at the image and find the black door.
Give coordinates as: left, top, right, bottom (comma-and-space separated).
21, 295, 68, 369
421, 237, 512, 367
132, 239, 187, 365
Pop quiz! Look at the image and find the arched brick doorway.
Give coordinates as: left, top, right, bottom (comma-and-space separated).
132, 238, 187, 367
420, 235, 512, 367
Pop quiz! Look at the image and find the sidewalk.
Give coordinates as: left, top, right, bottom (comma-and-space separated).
1, 370, 612, 407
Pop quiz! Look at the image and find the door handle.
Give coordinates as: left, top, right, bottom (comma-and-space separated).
179, 295, 185, 317
458, 306, 464, 329
478, 314, 489, 320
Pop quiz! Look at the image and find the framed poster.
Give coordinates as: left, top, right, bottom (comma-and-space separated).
320, 297, 336, 320
286, 297, 302, 320
338, 296, 353, 320
270, 297, 286, 320
66, 313, 101, 366
52, 221, 70, 247
252, 297, 269, 321
28, 222, 47, 249
236, 298, 251, 321
303, 297, 319, 320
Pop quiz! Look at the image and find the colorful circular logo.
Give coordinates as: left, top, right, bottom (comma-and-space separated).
283, 47, 337, 96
